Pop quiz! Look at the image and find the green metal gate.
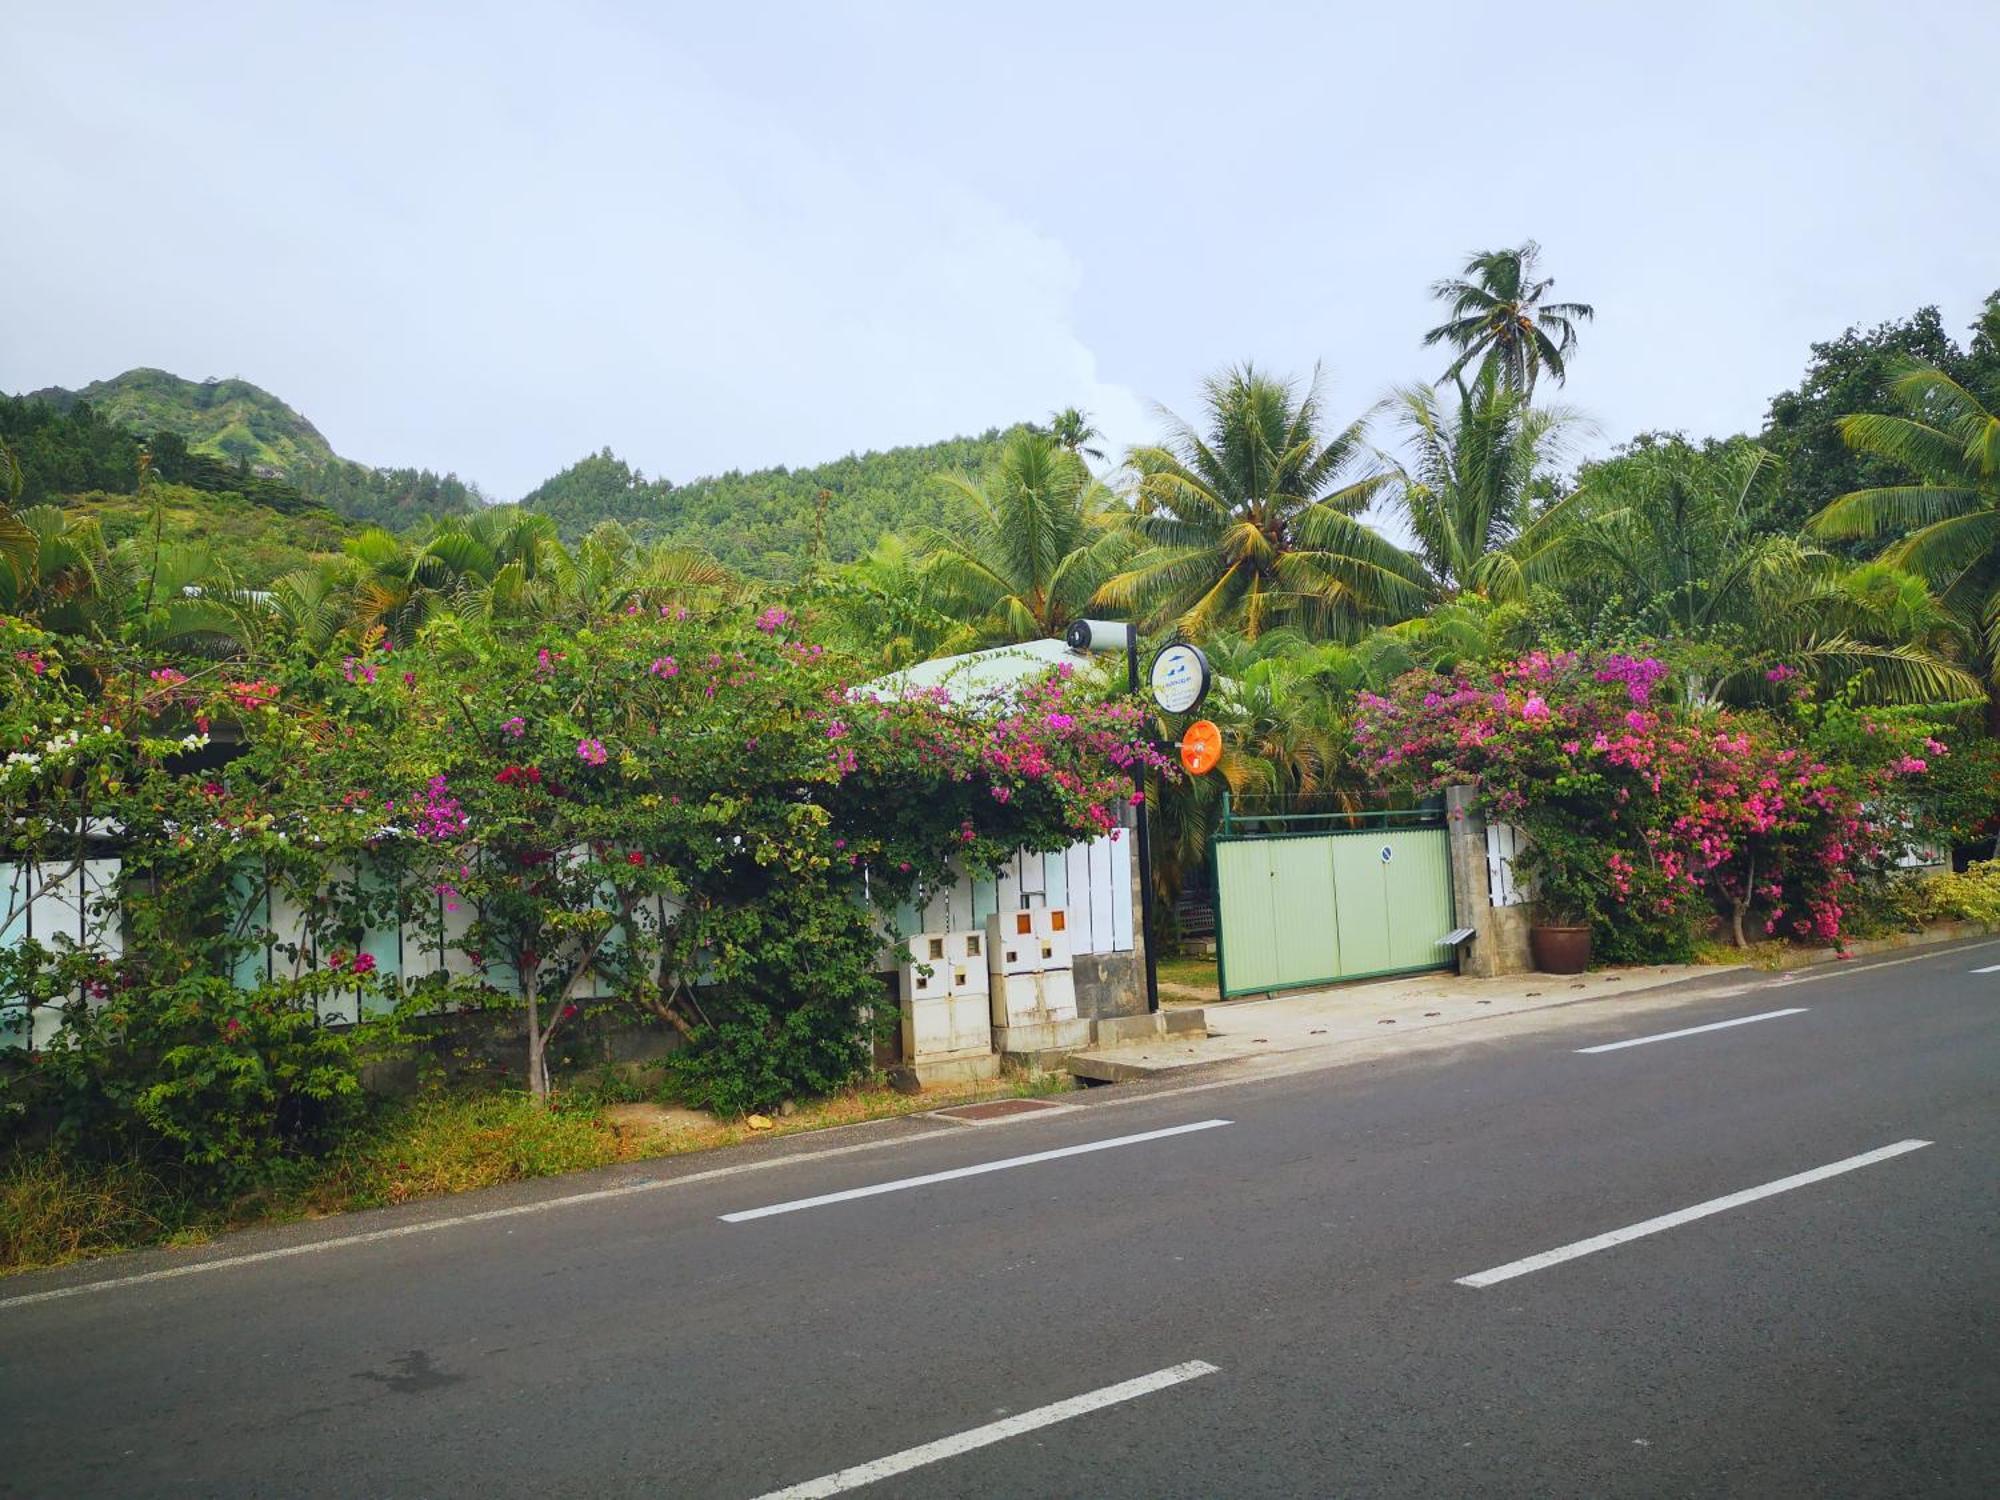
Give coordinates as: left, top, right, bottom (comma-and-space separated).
1213, 799, 1456, 998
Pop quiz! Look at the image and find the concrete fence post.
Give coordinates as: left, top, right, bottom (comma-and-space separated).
1444, 785, 1533, 977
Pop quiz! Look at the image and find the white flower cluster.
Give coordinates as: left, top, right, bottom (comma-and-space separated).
2, 722, 138, 781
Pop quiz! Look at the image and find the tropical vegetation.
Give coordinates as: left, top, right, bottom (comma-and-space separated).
6, 246, 2000, 1267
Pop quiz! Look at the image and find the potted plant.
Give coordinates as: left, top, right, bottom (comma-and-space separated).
1517, 826, 1598, 974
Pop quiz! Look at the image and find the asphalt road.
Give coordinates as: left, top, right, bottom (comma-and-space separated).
4, 939, 1996, 1498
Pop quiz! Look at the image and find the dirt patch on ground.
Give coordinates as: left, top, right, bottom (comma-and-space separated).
600, 1103, 717, 1144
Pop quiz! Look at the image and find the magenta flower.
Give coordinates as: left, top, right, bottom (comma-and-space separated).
577, 737, 609, 766
755, 606, 790, 634
649, 656, 679, 678
502, 716, 526, 738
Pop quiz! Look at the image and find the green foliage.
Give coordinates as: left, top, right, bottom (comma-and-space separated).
0, 395, 148, 503
1423, 242, 1594, 394
665, 886, 890, 1116
1385, 368, 1583, 596
27, 368, 336, 480
61, 484, 351, 589
296, 457, 481, 529
917, 428, 1131, 644
1105, 363, 1426, 638
0, 623, 417, 1193
1809, 333, 2000, 726
16, 969, 378, 1195
1761, 295, 2000, 536
520, 432, 1015, 578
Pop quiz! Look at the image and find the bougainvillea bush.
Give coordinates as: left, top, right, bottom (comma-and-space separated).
4, 601, 1171, 1167
1354, 651, 1939, 963
314, 606, 1168, 1109
2, 617, 404, 1190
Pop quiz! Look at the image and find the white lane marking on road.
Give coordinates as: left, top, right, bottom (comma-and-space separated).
1455, 1139, 1932, 1288
1972, 964, 2000, 974
749, 1360, 1220, 1498
1574, 1007, 1808, 1053
720, 1119, 1232, 1222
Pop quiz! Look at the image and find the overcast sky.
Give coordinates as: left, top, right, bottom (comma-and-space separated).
5, 1, 1995, 499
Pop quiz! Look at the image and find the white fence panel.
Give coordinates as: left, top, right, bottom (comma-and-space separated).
1084, 838, 1116, 952
1486, 822, 1529, 908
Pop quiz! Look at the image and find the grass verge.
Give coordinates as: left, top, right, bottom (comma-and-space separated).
2, 1068, 1073, 1278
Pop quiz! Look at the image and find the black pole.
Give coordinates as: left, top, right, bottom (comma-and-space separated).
1128, 625, 1160, 1014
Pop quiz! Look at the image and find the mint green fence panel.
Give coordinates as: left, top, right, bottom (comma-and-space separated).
1330, 835, 1393, 976
1375, 829, 1454, 973
1215, 841, 1280, 993
1267, 837, 1341, 987
1216, 825, 1455, 997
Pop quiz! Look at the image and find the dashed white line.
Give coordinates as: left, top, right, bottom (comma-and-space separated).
1971, 964, 2000, 974
1455, 1139, 1932, 1288
720, 1119, 1232, 1222
748, 1360, 1220, 1498
1575, 1007, 1808, 1053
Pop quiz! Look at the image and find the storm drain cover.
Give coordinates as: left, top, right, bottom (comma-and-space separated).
931, 1097, 1069, 1124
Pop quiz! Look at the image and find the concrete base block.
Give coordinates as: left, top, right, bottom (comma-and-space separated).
1065, 1052, 1161, 1084
886, 1052, 1003, 1093
1088, 1009, 1209, 1046
992, 1017, 1094, 1057
1091, 1013, 1162, 1045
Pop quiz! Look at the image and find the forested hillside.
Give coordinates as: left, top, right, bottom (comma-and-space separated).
28, 368, 336, 477
61, 485, 353, 588
22, 369, 479, 529
521, 430, 1018, 577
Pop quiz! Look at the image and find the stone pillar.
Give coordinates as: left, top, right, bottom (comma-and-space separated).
1445, 785, 1533, 977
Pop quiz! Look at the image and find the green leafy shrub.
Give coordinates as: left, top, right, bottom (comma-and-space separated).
1916, 862, 2000, 925
664, 886, 891, 1116
21, 970, 381, 1194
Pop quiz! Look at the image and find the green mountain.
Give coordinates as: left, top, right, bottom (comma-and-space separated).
28, 368, 335, 477
19, 369, 479, 529
522, 429, 1019, 578
12, 367, 1024, 573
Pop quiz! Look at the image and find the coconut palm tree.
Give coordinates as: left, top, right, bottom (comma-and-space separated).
1043, 408, 1106, 464
1384, 369, 1586, 596
1809, 352, 2000, 727
1101, 364, 1426, 640
1423, 241, 1594, 394
1514, 435, 1798, 634
917, 428, 1130, 643
806, 535, 977, 670
1521, 433, 1979, 705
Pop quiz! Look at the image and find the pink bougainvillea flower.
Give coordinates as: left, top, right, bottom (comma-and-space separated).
502, 716, 526, 738
577, 737, 608, 766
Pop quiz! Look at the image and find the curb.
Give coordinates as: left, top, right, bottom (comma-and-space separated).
1758, 920, 1997, 972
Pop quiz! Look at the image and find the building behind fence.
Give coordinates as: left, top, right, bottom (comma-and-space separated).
2, 831, 1145, 1050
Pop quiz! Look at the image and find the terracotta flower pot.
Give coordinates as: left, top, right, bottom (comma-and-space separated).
1530, 923, 1593, 974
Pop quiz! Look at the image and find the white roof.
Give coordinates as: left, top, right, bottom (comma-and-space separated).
864, 638, 1094, 701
